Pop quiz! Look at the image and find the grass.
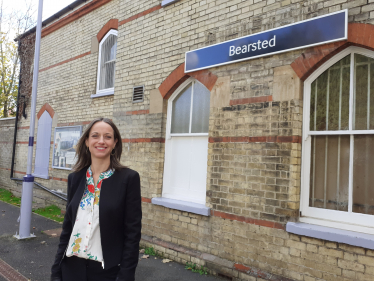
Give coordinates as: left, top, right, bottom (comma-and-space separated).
185, 262, 208, 275
0, 188, 64, 223
0, 188, 21, 206
33, 205, 64, 223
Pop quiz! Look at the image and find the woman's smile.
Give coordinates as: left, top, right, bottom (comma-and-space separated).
85, 122, 117, 160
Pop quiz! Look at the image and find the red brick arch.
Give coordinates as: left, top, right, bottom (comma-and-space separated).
97, 19, 118, 42
291, 23, 374, 81
158, 63, 218, 99
37, 103, 55, 119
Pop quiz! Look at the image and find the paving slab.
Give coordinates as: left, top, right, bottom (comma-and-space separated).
0, 201, 225, 281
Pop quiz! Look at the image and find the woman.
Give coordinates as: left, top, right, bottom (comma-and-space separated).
51, 118, 142, 281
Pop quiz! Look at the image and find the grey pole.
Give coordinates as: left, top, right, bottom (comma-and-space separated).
14, 0, 44, 240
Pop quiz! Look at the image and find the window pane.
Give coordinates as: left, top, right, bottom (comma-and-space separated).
99, 34, 117, 90
316, 71, 328, 130
309, 135, 349, 211
191, 82, 210, 133
341, 66, 350, 130
354, 54, 374, 130
171, 84, 192, 133
353, 135, 374, 215
354, 56, 368, 130
310, 55, 350, 131
328, 68, 340, 130
310, 81, 316, 130
371, 62, 374, 129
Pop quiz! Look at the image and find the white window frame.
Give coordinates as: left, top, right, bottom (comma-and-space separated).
300, 46, 374, 235
162, 77, 209, 204
94, 29, 118, 98
165, 78, 209, 140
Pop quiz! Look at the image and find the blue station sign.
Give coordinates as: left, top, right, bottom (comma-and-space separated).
185, 10, 347, 73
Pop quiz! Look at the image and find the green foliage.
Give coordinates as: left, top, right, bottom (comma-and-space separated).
0, 1, 35, 118
185, 262, 208, 275
0, 188, 21, 206
144, 247, 156, 256
0, 33, 18, 118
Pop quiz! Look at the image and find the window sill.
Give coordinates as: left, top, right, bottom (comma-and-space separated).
151, 197, 210, 216
161, 0, 180, 7
286, 222, 374, 250
91, 91, 114, 98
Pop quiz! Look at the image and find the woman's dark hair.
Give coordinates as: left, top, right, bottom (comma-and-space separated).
73, 117, 126, 172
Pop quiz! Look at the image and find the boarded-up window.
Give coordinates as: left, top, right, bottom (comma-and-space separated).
34, 111, 52, 179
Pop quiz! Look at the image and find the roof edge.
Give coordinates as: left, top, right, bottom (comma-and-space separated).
15, 0, 88, 41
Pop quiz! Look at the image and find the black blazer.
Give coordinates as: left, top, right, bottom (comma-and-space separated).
51, 167, 142, 281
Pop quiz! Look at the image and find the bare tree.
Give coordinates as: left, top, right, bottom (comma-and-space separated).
0, 0, 34, 118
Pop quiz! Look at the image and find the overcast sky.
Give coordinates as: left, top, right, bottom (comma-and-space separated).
4, 0, 76, 21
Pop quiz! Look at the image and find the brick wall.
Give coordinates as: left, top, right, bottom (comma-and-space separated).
2, 0, 374, 280
0, 118, 16, 191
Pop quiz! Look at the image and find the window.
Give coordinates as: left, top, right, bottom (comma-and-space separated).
95, 30, 117, 97
162, 78, 211, 205
301, 47, 374, 235
34, 111, 52, 179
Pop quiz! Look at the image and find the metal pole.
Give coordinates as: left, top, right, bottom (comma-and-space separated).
15, 0, 43, 240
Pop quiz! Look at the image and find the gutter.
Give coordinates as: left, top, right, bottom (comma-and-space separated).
15, 0, 88, 41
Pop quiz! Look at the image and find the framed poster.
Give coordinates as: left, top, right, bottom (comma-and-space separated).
52, 126, 82, 170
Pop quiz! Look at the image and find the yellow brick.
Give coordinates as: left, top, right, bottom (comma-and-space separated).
338, 259, 365, 272
358, 255, 374, 266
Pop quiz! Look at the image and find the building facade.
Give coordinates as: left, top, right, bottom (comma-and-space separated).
1, 0, 374, 280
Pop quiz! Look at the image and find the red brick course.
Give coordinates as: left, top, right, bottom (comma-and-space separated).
230, 95, 273, 106
52, 177, 68, 182
39, 51, 91, 73
158, 63, 218, 100
38, 4, 162, 73
119, 5, 162, 26
97, 19, 118, 42
291, 23, 374, 81
121, 138, 165, 143
37, 103, 55, 119
209, 135, 301, 144
57, 121, 91, 127
125, 110, 149, 115
140, 196, 285, 230
41, 0, 112, 38
211, 210, 285, 230
141, 197, 152, 203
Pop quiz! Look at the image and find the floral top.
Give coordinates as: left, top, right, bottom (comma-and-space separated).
66, 166, 114, 268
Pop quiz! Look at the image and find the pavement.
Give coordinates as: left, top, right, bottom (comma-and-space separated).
0, 201, 225, 281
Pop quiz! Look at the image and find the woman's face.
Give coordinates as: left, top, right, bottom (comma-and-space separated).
85, 121, 118, 161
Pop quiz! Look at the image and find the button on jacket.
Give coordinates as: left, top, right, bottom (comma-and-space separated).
51, 167, 142, 281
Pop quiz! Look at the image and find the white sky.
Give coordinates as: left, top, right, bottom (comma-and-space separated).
4, 0, 76, 21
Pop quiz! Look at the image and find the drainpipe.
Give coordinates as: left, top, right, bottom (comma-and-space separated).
10, 40, 22, 180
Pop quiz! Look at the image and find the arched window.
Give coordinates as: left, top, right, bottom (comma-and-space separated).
162, 78, 211, 205
301, 46, 374, 234
96, 29, 118, 97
